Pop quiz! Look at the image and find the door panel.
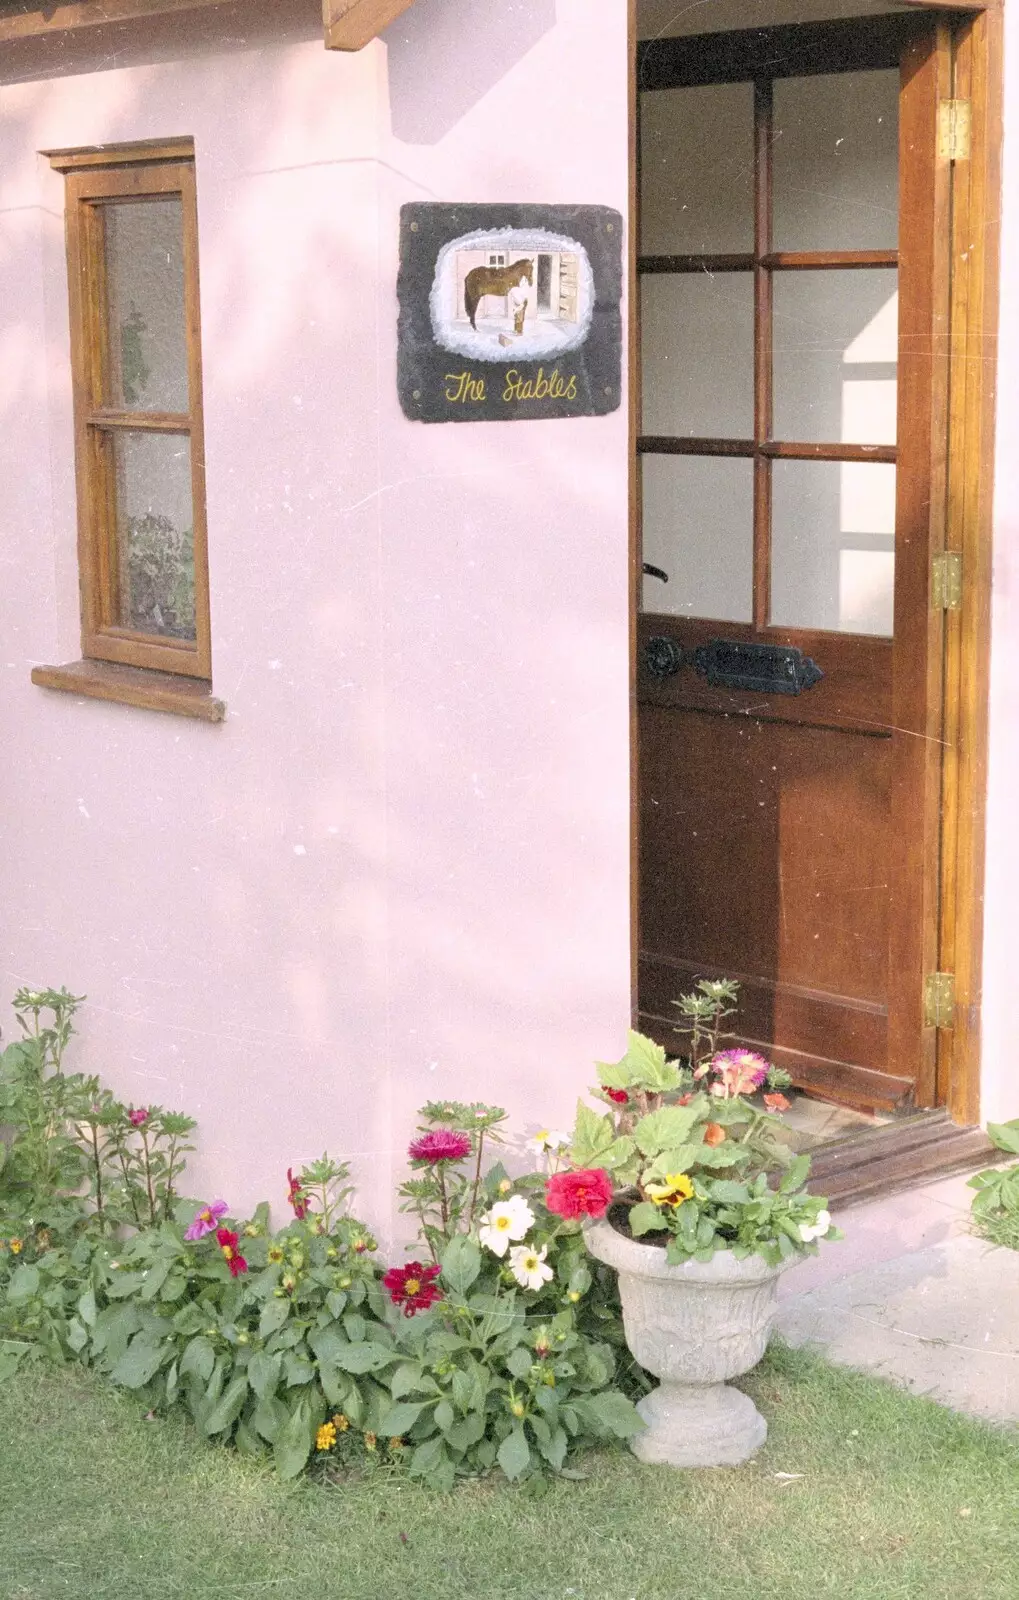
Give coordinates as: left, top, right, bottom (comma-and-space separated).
636, 17, 950, 1110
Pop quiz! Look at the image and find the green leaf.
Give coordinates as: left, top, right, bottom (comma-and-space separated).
66, 1318, 88, 1355
247, 1351, 282, 1400
110, 1334, 166, 1390
259, 1297, 291, 1339
440, 1235, 481, 1297
390, 1362, 437, 1400
627, 1200, 669, 1236
274, 1398, 313, 1480
633, 1104, 700, 1157
707, 1179, 751, 1204
446, 1412, 486, 1451
433, 1399, 455, 1432
378, 1400, 429, 1436
334, 1341, 396, 1374
203, 1375, 249, 1436
597, 1031, 681, 1094
497, 1425, 531, 1481
179, 1336, 215, 1383
584, 1389, 645, 1438
138, 1259, 173, 1303
538, 1425, 568, 1470
987, 1119, 1019, 1155
77, 1289, 97, 1328
569, 1100, 618, 1168
409, 1436, 446, 1479
7, 1265, 40, 1303
506, 1345, 533, 1379
252, 1394, 289, 1444
779, 1152, 812, 1194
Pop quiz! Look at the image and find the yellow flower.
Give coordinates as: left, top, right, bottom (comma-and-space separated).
364, 1431, 377, 1451
268, 1246, 284, 1263
332, 1413, 350, 1432
645, 1173, 695, 1209
10, 1238, 23, 1255
389, 1437, 405, 1452
316, 1422, 337, 1452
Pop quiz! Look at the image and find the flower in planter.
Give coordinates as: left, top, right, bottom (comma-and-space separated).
478, 1195, 535, 1255
183, 1200, 228, 1241
763, 1092, 791, 1113
286, 1168, 308, 1220
215, 1227, 248, 1277
799, 1209, 832, 1242
408, 1128, 472, 1164
545, 1168, 614, 1221
698, 1049, 770, 1098
128, 1107, 150, 1127
383, 1260, 443, 1316
509, 1242, 554, 1291
703, 1123, 726, 1147
645, 1172, 695, 1208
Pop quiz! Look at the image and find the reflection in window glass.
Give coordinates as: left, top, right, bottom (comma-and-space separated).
102, 198, 188, 412
772, 70, 899, 252
642, 274, 755, 438
770, 459, 895, 636
773, 269, 897, 444
642, 455, 753, 622
640, 82, 754, 255
111, 430, 195, 640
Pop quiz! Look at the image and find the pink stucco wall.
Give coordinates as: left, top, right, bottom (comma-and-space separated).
0, 0, 632, 1237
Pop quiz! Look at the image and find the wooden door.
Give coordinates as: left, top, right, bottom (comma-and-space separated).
636, 17, 952, 1111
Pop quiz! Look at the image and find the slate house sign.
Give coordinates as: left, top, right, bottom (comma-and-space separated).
397, 203, 623, 423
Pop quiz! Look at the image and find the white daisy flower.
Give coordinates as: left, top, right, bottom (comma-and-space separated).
478, 1195, 535, 1257
509, 1243, 554, 1292
532, 1129, 570, 1152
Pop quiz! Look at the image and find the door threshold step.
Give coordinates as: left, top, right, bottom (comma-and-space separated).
807, 1111, 995, 1210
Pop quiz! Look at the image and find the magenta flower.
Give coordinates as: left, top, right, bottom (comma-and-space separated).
697, 1049, 771, 1098
183, 1200, 228, 1241
128, 1107, 150, 1127
408, 1129, 472, 1164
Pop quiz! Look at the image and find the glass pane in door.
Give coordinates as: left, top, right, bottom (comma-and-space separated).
642, 454, 753, 621
642, 274, 755, 437
773, 268, 898, 444
640, 82, 754, 254
770, 458, 895, 635
772, 70, 899, 251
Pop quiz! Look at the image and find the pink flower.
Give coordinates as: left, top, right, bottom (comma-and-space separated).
286, 1169, 308, 1220
183, 1200, 228, 1242
215, 1228, 247, 1278
128, 1107, 149, 1128
764, 1092, 791, 1113
697, 1049, 771, 1099
408, 1129, 472, 1164
545, 1168, 614, 1221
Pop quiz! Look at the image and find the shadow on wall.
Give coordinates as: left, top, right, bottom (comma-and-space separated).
385, 0, 557, 144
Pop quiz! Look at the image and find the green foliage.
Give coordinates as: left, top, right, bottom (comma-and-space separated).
124, 512, 195, 640
968, 1118, 1019, 1250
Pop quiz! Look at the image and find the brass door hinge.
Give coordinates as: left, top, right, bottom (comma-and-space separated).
931, 551, 962, 611
924, 972, 956, 1029
939, 100, 971, 162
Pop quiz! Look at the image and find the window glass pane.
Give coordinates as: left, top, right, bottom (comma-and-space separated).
773, 269, 897, 444
772, 70, 898, 252
770, 459, 895, 635
642, 454, 753, 622
102, 198, 188, 412
111, 430, 195, 640
642, 273, 754, 438
640, 83, 754, 255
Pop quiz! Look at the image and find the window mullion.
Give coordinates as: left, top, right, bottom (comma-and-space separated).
752, 76, 774, 632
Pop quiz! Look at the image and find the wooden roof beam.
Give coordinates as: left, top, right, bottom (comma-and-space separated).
0, 0, 236, 45
322, 0, 416, 51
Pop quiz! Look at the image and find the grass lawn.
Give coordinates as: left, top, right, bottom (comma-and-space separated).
2, 1342, 1017, 1600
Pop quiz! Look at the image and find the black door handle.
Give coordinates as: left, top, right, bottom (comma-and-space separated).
642, 562, 669, 583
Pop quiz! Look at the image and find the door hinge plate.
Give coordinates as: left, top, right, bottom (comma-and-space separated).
939, 99, 971, 162
924, 972, 956, 1029
931, 551, 962, 611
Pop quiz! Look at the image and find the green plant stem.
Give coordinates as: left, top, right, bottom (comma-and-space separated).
139, 1128, 157, 1226
466, 1132, 486, 1230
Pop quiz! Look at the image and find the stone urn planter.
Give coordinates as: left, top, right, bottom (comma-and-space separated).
585, 1215, 795, 1468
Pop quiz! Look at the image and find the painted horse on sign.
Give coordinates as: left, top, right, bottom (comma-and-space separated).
464, 257, 534, 331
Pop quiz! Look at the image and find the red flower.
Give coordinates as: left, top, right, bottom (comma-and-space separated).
408, 1129, 472, 1164
286, 1168, 308, 1220
215, 1227, 248, 1278
545, 1168, 614, 1221
128, 1107, 149, 1128
763, 1092, 791, 1114
605, 1089, 629, 1105
382, 1261, 443, 1317
703, 1122, 727, 1147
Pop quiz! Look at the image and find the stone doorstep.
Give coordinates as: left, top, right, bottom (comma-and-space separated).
773, 1230, 1019, 1425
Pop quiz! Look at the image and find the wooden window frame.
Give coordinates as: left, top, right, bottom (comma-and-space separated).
53, 140, 212, 682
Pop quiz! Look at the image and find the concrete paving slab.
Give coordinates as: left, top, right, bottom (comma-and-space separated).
777, 1182, 971, 1298
774, 1232, 1019, 1424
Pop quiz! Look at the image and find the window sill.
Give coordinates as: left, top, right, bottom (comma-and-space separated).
31, 660, 226, 723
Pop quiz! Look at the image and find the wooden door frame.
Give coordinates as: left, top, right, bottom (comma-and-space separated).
627, 2, 1003, 1127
